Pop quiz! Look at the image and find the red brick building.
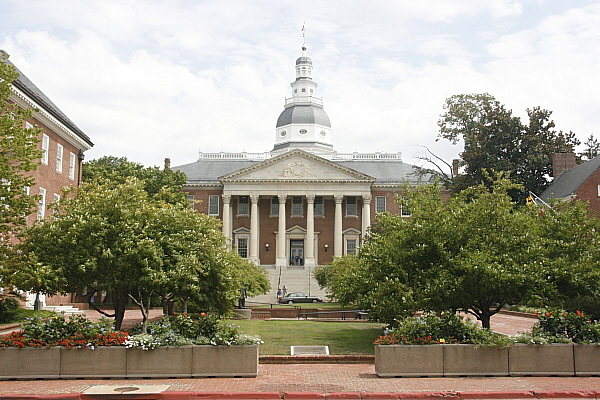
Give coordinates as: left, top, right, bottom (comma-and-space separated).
541, 152, 600, 217
174, 47, 434, 297
3, 52, 94, 308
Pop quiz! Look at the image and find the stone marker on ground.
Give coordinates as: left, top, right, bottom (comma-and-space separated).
291, 345, 329, 355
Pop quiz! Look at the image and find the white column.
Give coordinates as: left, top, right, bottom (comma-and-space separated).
222, 194, 231, 249
362, 194, 371, 238
276, 195, 287, 267
305, 195, 315, 267
334, 195, 343, 257
249, 195, 259, 264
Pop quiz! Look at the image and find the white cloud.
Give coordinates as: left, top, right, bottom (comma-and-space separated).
1, 1, 598, 171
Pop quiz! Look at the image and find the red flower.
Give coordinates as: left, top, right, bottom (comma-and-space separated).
576, 310, 584, 317
546, 312, 552, 317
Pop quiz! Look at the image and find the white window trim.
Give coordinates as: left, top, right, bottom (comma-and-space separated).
376, 196, 386, 213
237, 196, 249, 216
41, 134, 49, 165
208, 195, 219, 216
69, 152, 76, 180
234, 228, 251, 259
343, 228, 361, 256
187, 194, 195, 210
37, 187, 46, 220
345, 196, 358, 217
56, 143, 63, 173
270, 196, 279, 217
314, 196, 324, 217
291, 196, 303, 217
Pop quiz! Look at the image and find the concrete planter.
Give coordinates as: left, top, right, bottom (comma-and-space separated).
0, 345, 259, 379
60, 346, 126, 378
508, 343, 574, 376
375, 343, 593, 377
192, 345, 259, 377
443, 344, 509, 376
0, 347, 60, 379
126, 345, 194, 378
375, 344, 443, 377
574, 343, 600, 376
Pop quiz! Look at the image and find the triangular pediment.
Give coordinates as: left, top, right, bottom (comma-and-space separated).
220, 150, 374, 183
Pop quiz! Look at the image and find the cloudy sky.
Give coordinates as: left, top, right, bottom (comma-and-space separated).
1, 1, 599, 170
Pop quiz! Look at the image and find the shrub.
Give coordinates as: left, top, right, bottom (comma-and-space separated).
374, 312, 511, 346
531, 309, 600, 343
0, 297, 19, 324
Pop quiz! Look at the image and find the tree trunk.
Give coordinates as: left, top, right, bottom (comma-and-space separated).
181, 299, 188, 314
112, 291, 127, 331
480, 308, 491, 330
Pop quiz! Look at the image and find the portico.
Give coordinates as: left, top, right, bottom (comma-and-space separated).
219, 149, 375, 267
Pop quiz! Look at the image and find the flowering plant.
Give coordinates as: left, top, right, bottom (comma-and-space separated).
126, 313, 262, 350
529, 309, 600, 343
0, 314, 128, 348
374, 312, 511, 347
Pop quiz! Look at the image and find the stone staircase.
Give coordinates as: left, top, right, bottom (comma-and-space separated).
248, 265, 329, 305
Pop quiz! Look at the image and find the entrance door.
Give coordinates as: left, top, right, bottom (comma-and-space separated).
290, 240, 304, 266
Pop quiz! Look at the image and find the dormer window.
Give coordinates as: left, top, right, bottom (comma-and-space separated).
301, 88, 306, 92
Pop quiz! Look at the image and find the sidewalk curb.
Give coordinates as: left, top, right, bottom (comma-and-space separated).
1, 391, 599, 400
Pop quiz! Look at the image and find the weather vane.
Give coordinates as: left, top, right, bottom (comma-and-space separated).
301, 22, 307, 52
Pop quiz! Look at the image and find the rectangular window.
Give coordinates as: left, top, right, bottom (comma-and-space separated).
314, 196, 323, 216
292, 196, 303, 216
376, 196, 386, 213
238, 196, 249, 215
237, 238, 248, 258
346, 196, 357, 216
187, 194, 195, 209
401, 197, 411, 217
346, 239, 357, 255
37, 187, 46, 220
69, 152, 76, 180
208, 195, 219, 215
25, 122, 33, 129
41, 134, 49, 165
56, 144, 63, 173
271, 196, 279, 216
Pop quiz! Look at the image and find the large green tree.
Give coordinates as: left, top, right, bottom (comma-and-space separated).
16, 179, 269, 330
437, 93, 579, 199
83, 155, 187, 204
0, 54, 41, 260
316, 176, 600, 329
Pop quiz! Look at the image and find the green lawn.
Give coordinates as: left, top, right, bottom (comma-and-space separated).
0, 309, 55, 326
229, 319, 385, 355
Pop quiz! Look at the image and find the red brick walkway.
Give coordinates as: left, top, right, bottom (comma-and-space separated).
0, 367, 599, 398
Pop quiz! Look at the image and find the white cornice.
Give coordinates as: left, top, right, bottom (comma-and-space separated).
10, 86, 92, 151
220, 149, 376, 182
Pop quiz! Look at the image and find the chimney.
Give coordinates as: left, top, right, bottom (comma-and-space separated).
164, 157, 171, 169
552, 152, 576, 179
452, 159, 459, 177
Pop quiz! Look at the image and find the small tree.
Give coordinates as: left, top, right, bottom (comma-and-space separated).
17, 179, 269, 330
0, 53, 41, 262
318, 176, 600, 329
